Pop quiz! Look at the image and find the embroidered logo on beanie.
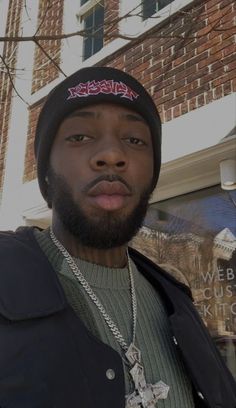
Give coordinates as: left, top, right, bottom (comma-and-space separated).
67, 79, 139, 101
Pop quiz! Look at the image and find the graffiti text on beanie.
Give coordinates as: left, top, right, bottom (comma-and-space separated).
67, 79, 139, 102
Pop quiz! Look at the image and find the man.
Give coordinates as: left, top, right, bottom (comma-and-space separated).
0, 67, 235, 408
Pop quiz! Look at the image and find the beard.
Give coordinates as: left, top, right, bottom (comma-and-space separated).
47, 168, 152, 249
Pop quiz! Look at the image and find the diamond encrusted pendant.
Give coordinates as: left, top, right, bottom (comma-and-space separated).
126, 343, 141, 366
125, 343, 170, 408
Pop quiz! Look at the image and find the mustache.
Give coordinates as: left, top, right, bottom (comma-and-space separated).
83, 174, 133, 194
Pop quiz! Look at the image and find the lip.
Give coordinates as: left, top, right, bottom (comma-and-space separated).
87, 180, 131, 197
87, 180, 131, 211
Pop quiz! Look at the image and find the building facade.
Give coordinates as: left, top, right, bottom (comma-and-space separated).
0, 0, 236, 376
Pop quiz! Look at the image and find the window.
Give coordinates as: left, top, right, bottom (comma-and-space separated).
79, 1, 104, 61
142, 0, 174, 20
132, 186, 236, 379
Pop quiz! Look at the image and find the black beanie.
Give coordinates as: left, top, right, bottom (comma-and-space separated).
34, 66, 162, 201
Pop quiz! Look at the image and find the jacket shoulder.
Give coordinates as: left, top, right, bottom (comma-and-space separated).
0, 226, 39, 247
0, 227, 66, 320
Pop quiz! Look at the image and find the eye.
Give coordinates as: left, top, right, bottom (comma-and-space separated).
126, 136, 146, 146
65, 134, 91, 142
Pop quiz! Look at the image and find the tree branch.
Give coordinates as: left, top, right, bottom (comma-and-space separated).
0, 0, 235, 105
0, 54, 29, 106
33, 39, 67, 77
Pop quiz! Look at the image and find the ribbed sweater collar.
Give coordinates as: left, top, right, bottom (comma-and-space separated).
34, 227, 140, 290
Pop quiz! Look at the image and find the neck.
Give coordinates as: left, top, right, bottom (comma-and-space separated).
51, 219, 128, 268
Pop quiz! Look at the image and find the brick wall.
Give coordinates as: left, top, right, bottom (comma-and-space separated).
104, 0, 120, 44
0, 0, 23, 198
24, 0, 236, 182
31, 0, 64, 94
103, 0, 236, 122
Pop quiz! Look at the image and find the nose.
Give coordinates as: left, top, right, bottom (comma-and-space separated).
90, 140, 128, 171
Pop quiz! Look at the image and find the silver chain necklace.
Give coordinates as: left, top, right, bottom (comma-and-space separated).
49, 227, 169, 407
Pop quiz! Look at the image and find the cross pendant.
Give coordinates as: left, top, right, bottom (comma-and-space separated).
125, 343, 170, 408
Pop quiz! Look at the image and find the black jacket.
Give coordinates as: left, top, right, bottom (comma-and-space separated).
0, 227, 235, 408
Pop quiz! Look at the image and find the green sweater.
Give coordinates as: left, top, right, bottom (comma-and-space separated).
35, 228, 194, 407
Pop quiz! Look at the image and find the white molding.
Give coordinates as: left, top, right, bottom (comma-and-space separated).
28, 75, 65, 105
151, 136, 236, 202
162, 93, 236, 163
76, 0, 102, 17
119, 0, 194, 37
20, 179, 51, 228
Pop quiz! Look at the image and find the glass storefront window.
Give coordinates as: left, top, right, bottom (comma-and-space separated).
132, 185, 236, 378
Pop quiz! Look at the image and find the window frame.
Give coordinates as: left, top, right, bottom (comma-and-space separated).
78, 1, 104, 61
80, 0, 90, 5
119, 0, 194, 38
142, 0, 175, 21
76, 0, 104, 61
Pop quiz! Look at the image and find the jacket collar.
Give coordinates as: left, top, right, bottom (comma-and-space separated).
0, 227, 191, 321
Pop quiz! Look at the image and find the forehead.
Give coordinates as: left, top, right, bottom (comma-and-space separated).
62, 102, 149, 125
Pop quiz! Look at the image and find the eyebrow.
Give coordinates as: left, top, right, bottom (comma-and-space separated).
67, 111, 96, 119
67, 110, 146, 123
119, 113, 146, 123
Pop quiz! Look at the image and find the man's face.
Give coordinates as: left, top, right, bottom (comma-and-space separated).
48, 103, 154, 248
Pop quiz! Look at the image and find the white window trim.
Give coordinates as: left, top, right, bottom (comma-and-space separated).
151, 135, 236, 203
119, 0, 194, 38
77, 0, 105, 62
61, 0, 106, 72
76, 0, 103, 18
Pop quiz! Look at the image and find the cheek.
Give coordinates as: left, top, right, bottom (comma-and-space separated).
50, 148, 84, 184
133, 155, 153, 187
